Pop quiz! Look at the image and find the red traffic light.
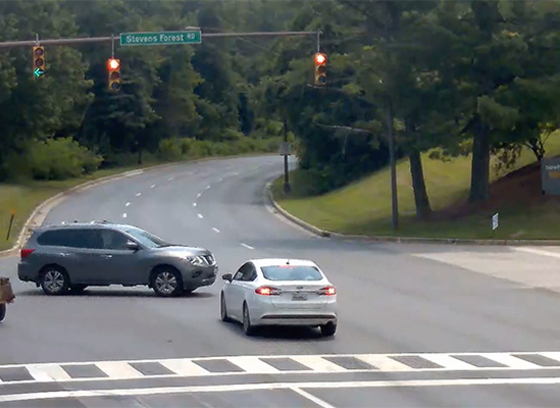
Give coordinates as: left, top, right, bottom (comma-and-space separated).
315, 53, 326, 65
107, 58, 120, 70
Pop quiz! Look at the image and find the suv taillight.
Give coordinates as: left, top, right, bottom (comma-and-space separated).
20, 248, 34, 259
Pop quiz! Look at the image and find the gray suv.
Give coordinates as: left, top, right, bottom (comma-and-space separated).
17, 222, 217, 297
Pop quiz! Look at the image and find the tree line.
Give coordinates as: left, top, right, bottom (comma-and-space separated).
1, 0, 559, 220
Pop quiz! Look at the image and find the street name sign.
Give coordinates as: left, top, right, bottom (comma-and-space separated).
120, 31, 202, 46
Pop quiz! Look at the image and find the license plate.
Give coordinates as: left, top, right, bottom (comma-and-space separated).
292, 293, 307, 301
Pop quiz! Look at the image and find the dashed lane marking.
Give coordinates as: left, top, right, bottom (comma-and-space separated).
193, 202, 197, 207
168, 176, 174, 181
212, 227, 220, 233
241, 243, 254, 250
206, 185, 211, 190
197, 193, 202, 198
135, 193, 141, 197
122, 213, 127, 218
125, 202, 131, 207
2, 352, 560, 386
150, 184, 156, 189
197, 214, 204, 219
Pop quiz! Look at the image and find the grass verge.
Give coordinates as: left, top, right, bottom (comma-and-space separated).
0, 139, 280, 251
272, 136, 560, 240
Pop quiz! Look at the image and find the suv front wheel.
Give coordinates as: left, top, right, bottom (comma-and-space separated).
151, 267, 183, 297
40, 266, 70, 296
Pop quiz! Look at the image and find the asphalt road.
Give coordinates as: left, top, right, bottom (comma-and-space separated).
2, 155, 560, 407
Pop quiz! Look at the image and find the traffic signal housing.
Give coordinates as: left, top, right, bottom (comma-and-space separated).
107, 58, 121, 91
33, 46, 45, 79
314, 52, 327, 86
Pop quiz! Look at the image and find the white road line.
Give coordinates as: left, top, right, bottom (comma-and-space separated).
481, 353, 541, 369
197, 214, 204, 219
95, 362, 144, 379
197, 193, 202, 198
168, 176, 174, 181
513, 247, 560, 259
5, 377, 560, 403
206, 185, 211, 190
290, 387, 336, 408
218, 178, 223, 182
125, 202, 131, 207
122, 213, 127, 218
159, 359, 210, 377
135, 193, 141, 197
356, 355, 413, 371
26, 365, 71, 382
421, 354, 477, 370
193, 202, 197, 207
212, 227, 220, 233
151, 184, 156, 188
541, 352, 560, 363
290, 356, 346, 372
241, 243, 254, 250
228, 357, 279, 374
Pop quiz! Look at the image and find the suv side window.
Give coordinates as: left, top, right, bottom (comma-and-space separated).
37, 230, 71, 247
37, 228, 104, 249
98, 229, 130, 250
233, 262, 253, 281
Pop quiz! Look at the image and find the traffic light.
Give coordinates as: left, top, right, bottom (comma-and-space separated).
313, 52, 327, 86
33, 46, 45, 79
107, 58, 121, 91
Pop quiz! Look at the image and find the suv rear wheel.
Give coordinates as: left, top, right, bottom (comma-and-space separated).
40, 266, 70, 296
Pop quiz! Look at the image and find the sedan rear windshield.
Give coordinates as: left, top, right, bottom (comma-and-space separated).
261, 265, 323, 281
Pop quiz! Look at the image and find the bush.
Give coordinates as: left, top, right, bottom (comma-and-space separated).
29, 137, 103, 180
157, 135, 282, 161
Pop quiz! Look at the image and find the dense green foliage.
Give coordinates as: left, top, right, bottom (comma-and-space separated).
1, 0, 560, 219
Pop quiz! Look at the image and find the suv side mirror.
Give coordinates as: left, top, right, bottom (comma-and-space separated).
126, 241, 139, 251
222, 273, 232, 282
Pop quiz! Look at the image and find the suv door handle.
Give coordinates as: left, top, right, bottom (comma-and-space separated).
100, 254, 112, 258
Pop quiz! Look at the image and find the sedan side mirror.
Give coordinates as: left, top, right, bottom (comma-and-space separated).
126, 241, 139, 251
222, 273, 232, 282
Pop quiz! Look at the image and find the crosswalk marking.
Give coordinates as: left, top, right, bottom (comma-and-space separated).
95, 362, 144, 379
421, 354, 477, 370
480, 353, 541, 369
355, 355, 412, 371
290, 356, 347, 372
540, 352, 560, 363
228, 357, 279, 374
2, 351, 560, 385
26, 364, 71, 382
159, 359, 210, 377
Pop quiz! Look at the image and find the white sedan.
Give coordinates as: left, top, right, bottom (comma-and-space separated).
219, 258, 338, 337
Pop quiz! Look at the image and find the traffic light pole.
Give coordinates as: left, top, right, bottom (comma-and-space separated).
0, 30, 320, 49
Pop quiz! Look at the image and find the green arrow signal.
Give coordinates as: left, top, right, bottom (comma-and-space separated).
34, 68, 44, 78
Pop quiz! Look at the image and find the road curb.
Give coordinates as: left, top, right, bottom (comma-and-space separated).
0, 153, 276, 259
265, 183, 560, 247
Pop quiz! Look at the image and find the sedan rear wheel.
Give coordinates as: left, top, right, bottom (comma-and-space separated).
320, 321, 337, 337
242, 303, 255, 336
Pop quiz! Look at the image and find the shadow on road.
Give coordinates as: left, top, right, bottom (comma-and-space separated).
219, 319, 335, 342
13, 288, 214, 299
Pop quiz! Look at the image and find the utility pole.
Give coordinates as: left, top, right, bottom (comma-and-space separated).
386, 101, 399, 230
282, 111, 291, 194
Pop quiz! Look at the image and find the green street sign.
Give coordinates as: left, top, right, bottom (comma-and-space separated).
120, 31, 202, 46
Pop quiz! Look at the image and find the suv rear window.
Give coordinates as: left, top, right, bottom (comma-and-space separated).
36, 229, 103, 249
261, 265, 323, 281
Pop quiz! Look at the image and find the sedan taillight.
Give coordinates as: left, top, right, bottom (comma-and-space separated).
318, 286, 336, 296
255, 286, 280, 296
